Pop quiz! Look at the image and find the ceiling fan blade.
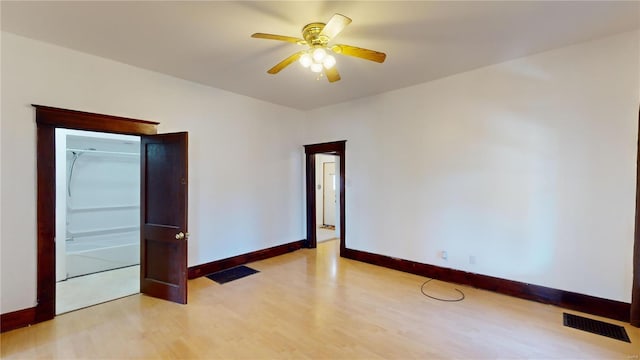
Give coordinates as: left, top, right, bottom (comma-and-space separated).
324, 67, 341, 83
320, 13, 352, 39
267, 51, 305, 74
251, 33, 306, 45
331, 44, 386, 63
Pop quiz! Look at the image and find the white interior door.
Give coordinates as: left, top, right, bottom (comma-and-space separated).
323, 162, 336, 226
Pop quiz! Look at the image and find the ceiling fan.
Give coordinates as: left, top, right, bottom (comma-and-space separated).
251, 13, 386, 83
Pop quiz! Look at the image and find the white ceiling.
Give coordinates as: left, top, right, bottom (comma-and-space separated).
2, 1, 639, 110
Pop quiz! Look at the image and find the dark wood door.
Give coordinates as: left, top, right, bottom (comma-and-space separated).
140, 132, 188, 304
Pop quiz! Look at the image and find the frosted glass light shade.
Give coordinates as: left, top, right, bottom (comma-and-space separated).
299, 53, 312, 68
312, 48, 327, 62
323, 55, 336, 69
310, 63, 323, 73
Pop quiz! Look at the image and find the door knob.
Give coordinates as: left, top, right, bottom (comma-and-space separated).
175, 232, 190, 240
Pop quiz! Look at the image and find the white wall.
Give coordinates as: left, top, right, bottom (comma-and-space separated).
0, 32, 305, 314
305, 31, 640, 302
2, 29, 638, 315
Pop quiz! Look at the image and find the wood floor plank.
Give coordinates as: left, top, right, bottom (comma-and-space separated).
1, 240, 638, 359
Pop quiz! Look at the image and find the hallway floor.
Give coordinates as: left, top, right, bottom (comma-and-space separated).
316, 226, 338, 242
3, 240, 638, 358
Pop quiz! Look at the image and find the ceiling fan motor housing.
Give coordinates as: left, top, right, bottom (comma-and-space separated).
302, 22, 329, 47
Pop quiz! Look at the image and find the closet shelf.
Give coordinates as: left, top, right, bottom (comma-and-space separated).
67, 148, 139, 157
67, 226, 139, 238
68, 204, 139, 212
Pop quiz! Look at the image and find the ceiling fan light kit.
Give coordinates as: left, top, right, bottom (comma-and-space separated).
251, 13, 386, 83
300, 48, 335, 73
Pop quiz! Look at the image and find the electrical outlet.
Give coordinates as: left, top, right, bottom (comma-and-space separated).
440, 250, 448, 260
469, 255, 476, 265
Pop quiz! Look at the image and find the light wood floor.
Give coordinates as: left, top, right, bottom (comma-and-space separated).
2, 240, 639, 359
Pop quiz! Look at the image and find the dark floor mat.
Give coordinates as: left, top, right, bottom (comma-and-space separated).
206, 266, 259, 284
563, 313, 630, 343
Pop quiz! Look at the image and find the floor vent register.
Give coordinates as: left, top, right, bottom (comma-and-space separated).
563, 313, 630, 343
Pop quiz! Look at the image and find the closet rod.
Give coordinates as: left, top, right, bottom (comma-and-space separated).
66, 148, 139, 156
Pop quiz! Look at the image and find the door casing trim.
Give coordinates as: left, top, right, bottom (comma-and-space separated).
304, 141, 346, 255
33, 105, 158, 323
632, 106, 640, 327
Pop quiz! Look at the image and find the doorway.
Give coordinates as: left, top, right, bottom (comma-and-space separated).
34, 105, 189, 325
304, 141, 346, 255
323, 161, 336, 227
55, 129, 141, 314
316, 155, 339, 243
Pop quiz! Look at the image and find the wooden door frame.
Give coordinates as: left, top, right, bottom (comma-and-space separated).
304, 141, 346, 255
632, 107, 640, 327
33, 105, 158, 323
